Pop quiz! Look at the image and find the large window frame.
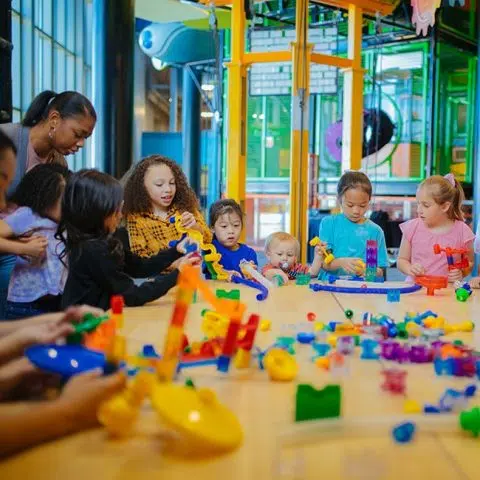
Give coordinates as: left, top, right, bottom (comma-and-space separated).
11, 0, 93, 171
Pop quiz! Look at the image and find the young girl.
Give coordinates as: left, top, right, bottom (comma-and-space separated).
0, 164, 70, 320
207, 199, 257, 277
58, 170, 199, 311
397, 174, 474, 282
123, 155, 212, 258
319, 171, 388, 280
262, 232, 325, 284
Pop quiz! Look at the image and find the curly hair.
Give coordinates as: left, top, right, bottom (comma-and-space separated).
10, 163, 70, 218
123, 155, 199, 215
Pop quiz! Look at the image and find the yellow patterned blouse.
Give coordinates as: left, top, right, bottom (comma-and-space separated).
126, 209, 213, 258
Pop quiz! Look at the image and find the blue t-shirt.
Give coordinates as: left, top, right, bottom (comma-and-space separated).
318, 213, 388, 280
205, 238, 258, 278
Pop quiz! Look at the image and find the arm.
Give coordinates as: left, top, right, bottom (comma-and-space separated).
0, 214, 48, 256
0, 370, 125, 458
308, 245, 326, 277
180, 211, 213, 243
86, 243, 180, 307
396, 236, 424, 277
116, 228, 182, 278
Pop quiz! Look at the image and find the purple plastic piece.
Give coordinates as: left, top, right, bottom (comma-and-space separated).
337, 336, 355, 355
231, 275, 268, 301
409, 344, 431, 363
381, 340, 400, 361
396, 345, 410, 364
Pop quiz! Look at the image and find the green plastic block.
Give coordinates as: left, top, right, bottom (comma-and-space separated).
460, 407, 480, 437
185, 378, 196, 389
295, 274, 311, 286
216, 289, 241, 300
295, 384, 342, 422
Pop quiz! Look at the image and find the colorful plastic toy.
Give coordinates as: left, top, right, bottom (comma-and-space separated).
295, 384, 341, 422
381, 368, 407, 395
336, 336, 355, 355
387, 289, 400, 303
239, 260, 274, 289
295, 274, 311, 286
169, 215, 229, 281
216, 288, 241, 300
150, 383, 243, 453
392, 422, 415, 443
231, 275, 269, 301
433, 244, 469, 273
360, 339, 379, 360
415, 275, 448, 296
264, 348, 298, 381
454, 281, 472, 302
309, 237, 334, 265
306, 312, 316, 322
310, 282, 422, 295
365, 240, 378, 282
26, 344, 106, 377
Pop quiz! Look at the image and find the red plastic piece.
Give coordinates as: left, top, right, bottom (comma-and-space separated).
237, 314, 260, 351
181, 334, 189, 351
381, 368, 407, 395
110, 295, 124, 314
415, 275, 448, 296
433, 244, 469, 271
307, 312, 316, 322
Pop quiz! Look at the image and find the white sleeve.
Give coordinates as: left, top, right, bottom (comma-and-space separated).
474, 223, 480, 254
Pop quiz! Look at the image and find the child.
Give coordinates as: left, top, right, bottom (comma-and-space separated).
207, 199, 257, 278
397, 174, 474, 282
319, 171, 388, 280
0, 164, 70, 319
58, 170, 199, 311
123, 155, 212, 257
262, 232, 324, 283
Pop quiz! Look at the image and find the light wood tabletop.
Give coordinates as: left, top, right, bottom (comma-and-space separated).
1, 282, 479, 480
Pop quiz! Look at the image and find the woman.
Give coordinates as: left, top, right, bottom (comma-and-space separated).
0, 90, 96, 317
0, 90, 96, 196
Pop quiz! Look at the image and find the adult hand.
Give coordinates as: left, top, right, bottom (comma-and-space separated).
180, 212, 197, 230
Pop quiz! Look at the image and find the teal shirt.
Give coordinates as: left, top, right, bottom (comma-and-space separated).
318, 213, 388, 280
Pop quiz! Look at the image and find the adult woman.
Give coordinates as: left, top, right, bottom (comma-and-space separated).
0, 90, 96, 196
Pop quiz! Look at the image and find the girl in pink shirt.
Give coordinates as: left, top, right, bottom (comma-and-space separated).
397, 174, 474, 283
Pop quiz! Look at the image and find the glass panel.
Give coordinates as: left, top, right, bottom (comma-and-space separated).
22, 0, 33, 17
54, 47, 66, 91
13, 110, 21, 123
12, 0, 21, 12
84, 0, 93, 65
43, 0, 53, 35
246, 96, 263, 178
265, 96, 290, 178
12, 14, 21, 109
34, 0, 42, 28
66, 0, 75, 52
21, 17, 33, 111
66, 53, 75, 90
75, 0, 84, 56
54, 0, 66, 46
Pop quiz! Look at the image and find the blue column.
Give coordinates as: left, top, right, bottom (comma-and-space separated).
182, 67, 201, 194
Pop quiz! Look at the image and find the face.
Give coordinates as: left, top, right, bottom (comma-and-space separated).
340, 188, 370, 223
104, 203, 124, 233
267, 240, 297, 269
0, 148, 17, 211
416, 186, 450, 227
49, 112, 96, 156
213, 212, 242, 249
144, 164, 176, 211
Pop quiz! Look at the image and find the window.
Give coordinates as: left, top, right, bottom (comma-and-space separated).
11, 0, 93, 170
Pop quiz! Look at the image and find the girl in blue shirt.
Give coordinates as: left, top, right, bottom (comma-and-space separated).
208, 199, 257, 278
319, 171, 388, 280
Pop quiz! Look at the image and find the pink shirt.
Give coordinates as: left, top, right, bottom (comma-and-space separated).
400, 218, 474, 279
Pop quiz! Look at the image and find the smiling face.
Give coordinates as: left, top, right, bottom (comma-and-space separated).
212, 212, 242, 249
49, 112, 96, 156
144, 163, 176, 212
340, 188, 370, 223
416, 186, 450, 227
266, 239, 298, 269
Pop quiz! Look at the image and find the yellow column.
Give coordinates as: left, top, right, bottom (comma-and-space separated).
341, 4, 364, 172
225, 0, 247, 226
289, 0, 312, 263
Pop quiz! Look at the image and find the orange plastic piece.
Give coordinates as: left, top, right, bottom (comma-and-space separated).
433, 244, 469, 272
415, 275, 448, 296
84, 318, 116, 352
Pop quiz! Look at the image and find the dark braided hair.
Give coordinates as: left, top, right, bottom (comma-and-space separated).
123, 155, 199, 215
10, 163, 70, 219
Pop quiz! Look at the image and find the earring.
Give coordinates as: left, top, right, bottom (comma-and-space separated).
48, 128, 55, 140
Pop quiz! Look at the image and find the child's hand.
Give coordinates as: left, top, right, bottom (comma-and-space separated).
447, 268, 463, 283
177, 253, 202, 270
58, 370, 126, 429
18, 235, 48, 258
180, 212, 197, 230
314, 242, 328, 258
176, 237, 198, 254
409, 263, 425, 277
469, 277, 480, 289
339, 258, 364, 275
264, 268, 289, 284
0, 357, 38, 400
14, 321, 74, 349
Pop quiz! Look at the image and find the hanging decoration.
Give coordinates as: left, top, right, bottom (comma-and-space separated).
411, 0, 464, 37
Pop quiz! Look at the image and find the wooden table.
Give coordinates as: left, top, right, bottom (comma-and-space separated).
1, 283, 479, 479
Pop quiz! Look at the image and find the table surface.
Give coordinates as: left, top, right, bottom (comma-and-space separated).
1, 282, 479, 480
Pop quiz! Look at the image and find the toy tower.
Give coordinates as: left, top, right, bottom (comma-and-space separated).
365, 240, 378, 282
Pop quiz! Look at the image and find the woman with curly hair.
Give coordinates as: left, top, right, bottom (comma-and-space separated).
123, 155, 212, 257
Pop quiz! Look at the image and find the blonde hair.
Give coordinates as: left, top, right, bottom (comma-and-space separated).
419, 175, 464, 221
264, 232, 300, 256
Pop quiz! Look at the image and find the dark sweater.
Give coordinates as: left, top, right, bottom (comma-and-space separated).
61, 228, 182, 311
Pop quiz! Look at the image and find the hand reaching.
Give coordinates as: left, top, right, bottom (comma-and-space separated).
180, 212, 197, 230
409, 263, 425, 277
19, 235, 48, 258
447, 268, 463, 283
339, 258, 364, 275
177, 253, 202, 270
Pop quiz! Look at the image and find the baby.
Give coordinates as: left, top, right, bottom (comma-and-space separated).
261, 232, 325, 284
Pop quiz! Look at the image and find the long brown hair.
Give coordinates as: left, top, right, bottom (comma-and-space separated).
123, 155, 199, 215
420, 175, 464, 221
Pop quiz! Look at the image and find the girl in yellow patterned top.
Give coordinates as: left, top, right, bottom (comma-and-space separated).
123, 155, 211, 257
